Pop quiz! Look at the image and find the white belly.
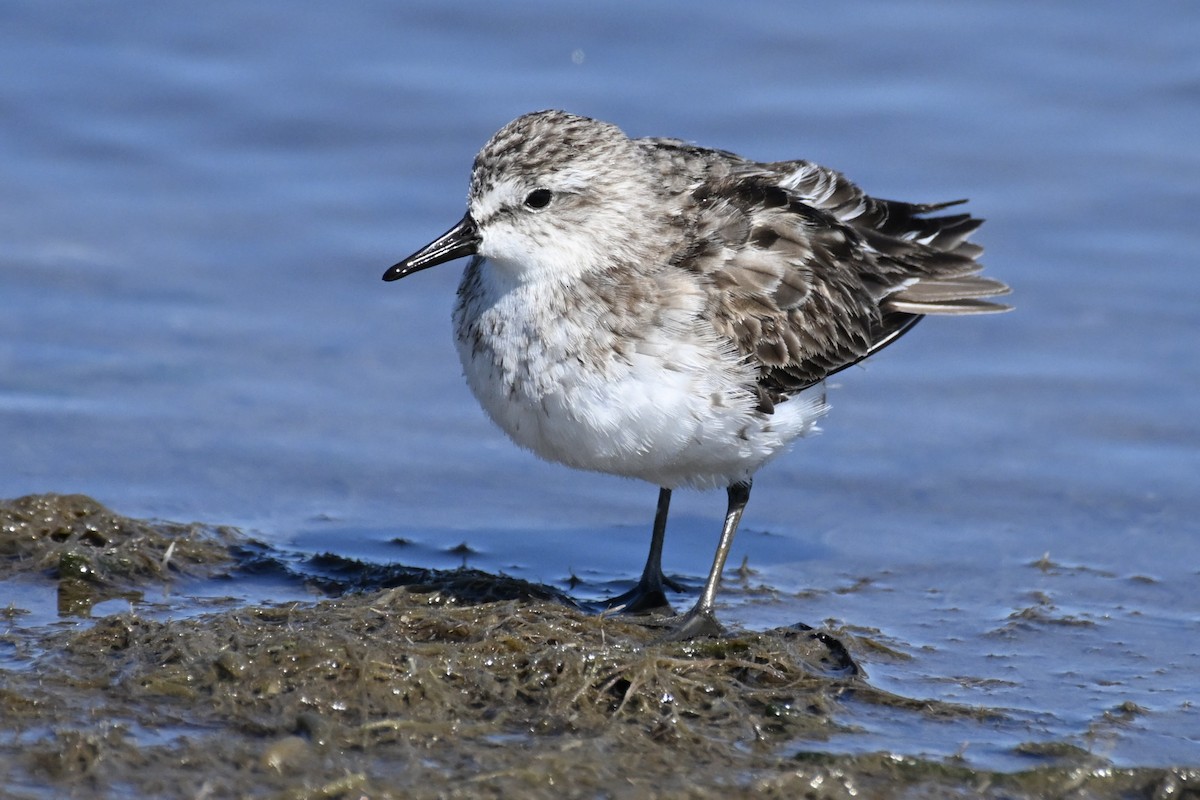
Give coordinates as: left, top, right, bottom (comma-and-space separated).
453, 264, 827, 489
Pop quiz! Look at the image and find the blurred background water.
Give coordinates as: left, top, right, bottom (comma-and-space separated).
2, 0, 1198, 770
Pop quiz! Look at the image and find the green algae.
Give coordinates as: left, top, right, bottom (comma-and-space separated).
1, 494, 1196, 799
1, 493, 240, 617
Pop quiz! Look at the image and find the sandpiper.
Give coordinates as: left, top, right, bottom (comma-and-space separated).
384, 110, 1010, 639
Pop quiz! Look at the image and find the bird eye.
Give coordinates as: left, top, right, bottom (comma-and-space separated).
523, 188, 553, 210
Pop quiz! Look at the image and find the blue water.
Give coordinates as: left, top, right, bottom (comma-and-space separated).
3, 0, 1198, 770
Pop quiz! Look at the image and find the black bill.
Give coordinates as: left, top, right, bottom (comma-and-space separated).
383, 214, 480, 282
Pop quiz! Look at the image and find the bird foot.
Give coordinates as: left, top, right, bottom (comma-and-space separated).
602, 574, 685, 615
642, 607, 725, 641
603, 585, 673, 615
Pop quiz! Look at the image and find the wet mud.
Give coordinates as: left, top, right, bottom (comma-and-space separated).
1, 494, 1196, 799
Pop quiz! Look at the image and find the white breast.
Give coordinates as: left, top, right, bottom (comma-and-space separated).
453, 261, 827, 490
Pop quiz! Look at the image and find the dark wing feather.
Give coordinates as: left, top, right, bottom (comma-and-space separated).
672, 165, 1010, 411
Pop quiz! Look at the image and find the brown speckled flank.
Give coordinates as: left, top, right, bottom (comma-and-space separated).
385, 110, 1010, 639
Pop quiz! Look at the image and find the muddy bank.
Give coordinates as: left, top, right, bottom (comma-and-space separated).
1, 494, 1196, 799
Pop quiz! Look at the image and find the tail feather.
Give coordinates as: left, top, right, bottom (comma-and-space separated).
887, 297, 1013, 315
888, 273, 1012, 315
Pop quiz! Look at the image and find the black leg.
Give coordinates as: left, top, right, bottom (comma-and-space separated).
604, 487, 683, 613
663, 480, 752, 640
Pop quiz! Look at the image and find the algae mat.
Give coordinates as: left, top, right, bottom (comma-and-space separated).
1, 494, 1196, 799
